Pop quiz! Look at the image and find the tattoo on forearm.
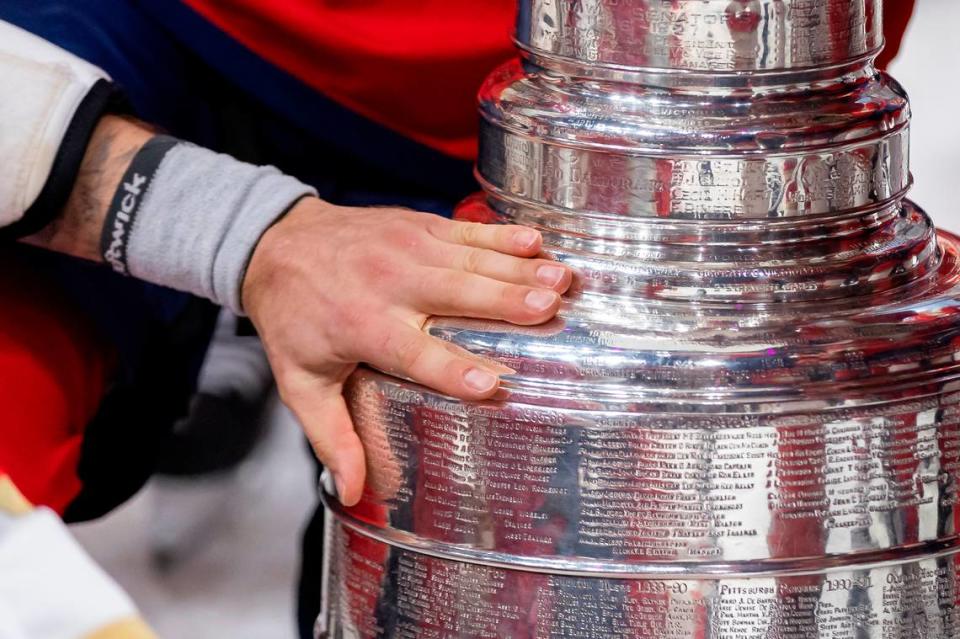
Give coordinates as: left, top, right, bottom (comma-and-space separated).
23, 115, 152, 262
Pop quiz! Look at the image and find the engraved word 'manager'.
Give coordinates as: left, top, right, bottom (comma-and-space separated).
321, 1, 960, 637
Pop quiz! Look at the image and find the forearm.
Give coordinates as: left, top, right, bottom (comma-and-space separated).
19, 110, 316, 313
21, 115, 154, 262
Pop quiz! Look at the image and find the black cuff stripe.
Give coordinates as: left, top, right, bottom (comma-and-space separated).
0, 79, 126, 241
100, 135, 180, 275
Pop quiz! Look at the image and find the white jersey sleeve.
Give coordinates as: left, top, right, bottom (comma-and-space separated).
0, 20, 114, 234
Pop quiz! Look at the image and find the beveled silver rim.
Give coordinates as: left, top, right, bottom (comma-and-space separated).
325, 496, 960, 580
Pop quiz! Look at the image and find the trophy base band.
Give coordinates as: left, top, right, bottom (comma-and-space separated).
318, 516, 960, 639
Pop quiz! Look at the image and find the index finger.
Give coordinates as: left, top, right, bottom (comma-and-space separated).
429, 218, 544, 257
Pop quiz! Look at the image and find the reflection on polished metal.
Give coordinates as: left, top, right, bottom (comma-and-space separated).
321, 1, 960, 637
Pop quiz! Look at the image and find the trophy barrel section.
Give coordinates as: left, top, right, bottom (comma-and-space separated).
320, 228, 960, 637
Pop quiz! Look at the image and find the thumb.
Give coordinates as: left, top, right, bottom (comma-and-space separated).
288, 383, 366, 506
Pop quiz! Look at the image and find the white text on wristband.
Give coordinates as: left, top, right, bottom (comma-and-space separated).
100, 135, 180, 274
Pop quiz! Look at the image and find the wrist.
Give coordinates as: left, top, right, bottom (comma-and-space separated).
242, 196, 330, 321
97, 135, 317, 314
23, 115, 153, 260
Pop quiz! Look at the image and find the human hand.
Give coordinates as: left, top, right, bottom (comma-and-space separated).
242, 198, 572, 505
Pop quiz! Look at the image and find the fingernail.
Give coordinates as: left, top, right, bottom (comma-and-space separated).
333, 472, 347, 501
515, 229, 539, 250
536, 264, 567, 287
464, 367, 498, 393
525, 289, 558, 312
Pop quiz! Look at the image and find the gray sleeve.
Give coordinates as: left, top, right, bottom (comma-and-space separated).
119, 142, 317, 314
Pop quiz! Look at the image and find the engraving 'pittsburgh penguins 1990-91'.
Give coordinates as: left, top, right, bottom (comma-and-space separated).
319, 1, 960, 638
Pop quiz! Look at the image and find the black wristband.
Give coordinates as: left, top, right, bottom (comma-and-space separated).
100, 135, 180, 275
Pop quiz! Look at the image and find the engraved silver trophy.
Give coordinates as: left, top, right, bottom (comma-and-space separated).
319, 1, 960, 636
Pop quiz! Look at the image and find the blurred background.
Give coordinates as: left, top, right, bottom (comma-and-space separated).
890, 1, 960, 231
70, 3, 960, 638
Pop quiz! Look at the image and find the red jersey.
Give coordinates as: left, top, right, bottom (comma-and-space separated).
183, 1, 913, 162
182, 0, 517, 161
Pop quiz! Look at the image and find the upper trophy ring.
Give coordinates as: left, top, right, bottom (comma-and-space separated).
516, 0, 885, 80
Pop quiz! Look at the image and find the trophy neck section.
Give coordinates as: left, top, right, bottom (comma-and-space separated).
471, 33, 926, 306
516, 0, 884, 82
477, 61, 912, 222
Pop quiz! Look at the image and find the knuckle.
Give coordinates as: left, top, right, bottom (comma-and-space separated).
388, 331, 429, 373
502, 285, 531, 319
329, 308, 374, 358
309, 438, 333, 463
523, 258, 542, 279
426, 215, 452, 239
442, 357, 467, 383
274, 370, 305, 403
272, 362, 316, 397
499, 226, 518, 247
501, 283, 522, 306
390, 225, 424, 252
317, 429, 350, 455
355, 251, 398, 283
461, 248, 485, 274
458, 222, 482, 245
380, 218, 412, 240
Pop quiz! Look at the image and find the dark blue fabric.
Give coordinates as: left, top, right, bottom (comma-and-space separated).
135, 0, 477, 200
0, 0, 476, 205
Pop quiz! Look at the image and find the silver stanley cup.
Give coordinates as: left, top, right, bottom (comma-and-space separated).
319, 1, 960, 637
